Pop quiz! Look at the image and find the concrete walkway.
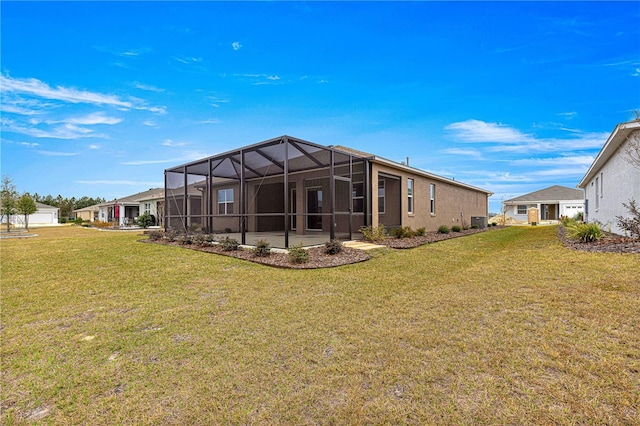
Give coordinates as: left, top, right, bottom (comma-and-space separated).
342, 240, 386, 251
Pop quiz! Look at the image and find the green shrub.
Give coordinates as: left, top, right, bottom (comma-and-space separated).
491, 222, 498, 227
566, 222, 603, 243
253, 239, 271, 257
137, 212, 154, 228
471, 224, 479, 229
73, 217, 84, 225
415, 227, 426, 236
59, 217, 67, 224
360, 224, 387, 243
437, 225, 450, 234
392, 226, 415, 239
616, 199, 640, 238
191, 233, 209, 246
177, 234, 192, 245
451, 225, 462, 232
288, 243, 309, 264
220, 236, 239, 251
325, 240, 343, 255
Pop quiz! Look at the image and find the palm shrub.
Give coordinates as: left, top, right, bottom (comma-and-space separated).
325, 240, 343, 255
566, 222, 603, 243
253, 239, 271, 257
288, 243, 309, 264
415, 227, 426, 236
451, 225, 462, 232
137, 212, 154, 228
437, 225, 450, 234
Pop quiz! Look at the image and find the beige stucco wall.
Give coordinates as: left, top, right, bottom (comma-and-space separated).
372, 162, 488, 232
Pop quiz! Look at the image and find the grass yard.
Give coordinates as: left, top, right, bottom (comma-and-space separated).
1, 226, 639, 424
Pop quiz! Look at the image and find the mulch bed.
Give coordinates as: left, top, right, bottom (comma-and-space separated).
557, 226, 640, 254
142, 227, 501, 269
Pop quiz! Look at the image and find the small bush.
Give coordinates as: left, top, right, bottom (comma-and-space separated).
59, 217, 67, 224
573, 211, 584, 222
616, 199, 640, 238
471, 224, 479, 229
93, 220, 111, 228
137, 212, 154, 229
165, 229, 179, 242
491, 222, 498, 227
253, 239, 271, 257
191, 233, 209, 246
177, 234, 192, 245
437, 225, 450, 234
566, 222, 603, 243
220, 236, 239, 251
392, 226, 415, 239
360, 224, 387, 243
73, 217, 84, 225
415, 227, 426, 236
451, 225, 462, 232
288, 243, 309, 264
148, 230, 164, 241
325, 240, 343, 255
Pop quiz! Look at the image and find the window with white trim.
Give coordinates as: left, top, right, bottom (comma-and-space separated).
378, 179, 385, 214
517, 205, 527, 215
595, 177, 599, 209
430, 184, 435, 214
407, 178, 414, 214
144, 202, 151, 214
352, 181, 364, 213
600, 172, 603, 199
218, 188, 234, 215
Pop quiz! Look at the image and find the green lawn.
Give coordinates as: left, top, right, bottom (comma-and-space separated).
1, 226, 639, 424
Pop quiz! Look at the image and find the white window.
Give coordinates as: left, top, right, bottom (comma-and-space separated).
517, 205, 527, 215
600, 172, 603, 198
218, 188, 234, 215
430, 184, 435, 214
595, 177, 599, 209
407, 179, 414, 214
378, 179, 385, 214
144, 202, 151, 214
352, 182, 364, 213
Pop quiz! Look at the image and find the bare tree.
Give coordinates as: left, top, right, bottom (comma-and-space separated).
623, 130, 640, 168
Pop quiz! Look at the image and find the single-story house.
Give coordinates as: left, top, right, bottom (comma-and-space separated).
1, 201, 59, 228
74, 204, 100, 222
502, 185, 585, 222
164, 135, 492, 248
96, 188, 164, 227
578, 119, 640, 235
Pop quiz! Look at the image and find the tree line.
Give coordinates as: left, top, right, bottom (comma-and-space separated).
1, 176, 105, 231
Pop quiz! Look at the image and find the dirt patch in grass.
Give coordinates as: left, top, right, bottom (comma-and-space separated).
557, 226, 640, 254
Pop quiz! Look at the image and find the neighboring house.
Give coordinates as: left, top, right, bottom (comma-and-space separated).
578, 120, 640, 235
96, 188, 164, 227
1, 202, 59, 227
502, 185, 585, 222
165, 135, 492, 247
75, 204, 99, 222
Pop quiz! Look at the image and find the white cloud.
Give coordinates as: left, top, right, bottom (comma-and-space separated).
161, 139, 188, 147
232, 41, 242, 51
441, 148, 482, 158
36, 150, 78, 156
65, 112, 122, 125
142, 120, 157, 127
174, 56, 202, 64
120, 159, 176, 166
18, 141, 39, 147
132, 82, 165, 92
557, 111, 577, 119
1, 75, 164, 114
88, 144, 100, 150
445, 119, 535, 143
234, 73, 283, 85
511, 155, 595, 166
2, 118, 105, 139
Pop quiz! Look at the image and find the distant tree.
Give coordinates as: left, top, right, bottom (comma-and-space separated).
623, 131, 640, 169
16, 194, 37, 231
1, 176, 18, 232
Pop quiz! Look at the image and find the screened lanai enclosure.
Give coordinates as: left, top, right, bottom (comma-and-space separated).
165, 136, 370, 248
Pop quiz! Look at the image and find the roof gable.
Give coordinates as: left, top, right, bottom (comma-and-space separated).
504, 185, 583, 203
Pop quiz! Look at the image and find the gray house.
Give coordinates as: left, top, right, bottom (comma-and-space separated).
502, 185, 585, 222
578, 120, 640, 235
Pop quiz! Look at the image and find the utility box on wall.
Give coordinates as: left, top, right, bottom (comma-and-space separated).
471, 216, 488, 229
528, 207, 539, 224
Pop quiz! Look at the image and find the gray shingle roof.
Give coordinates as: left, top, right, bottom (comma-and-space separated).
504, 185, 583, 203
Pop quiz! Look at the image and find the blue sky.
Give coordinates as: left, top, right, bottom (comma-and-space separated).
1, 1, 639, 213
